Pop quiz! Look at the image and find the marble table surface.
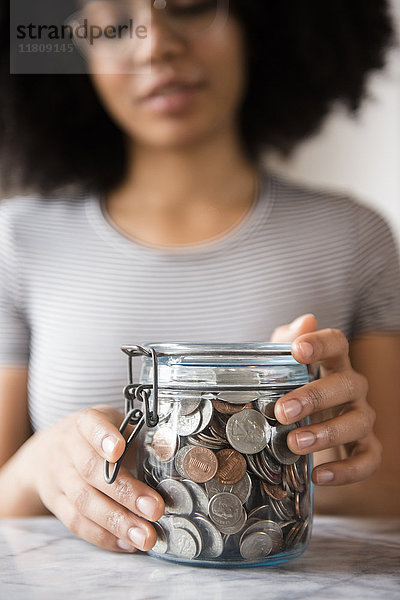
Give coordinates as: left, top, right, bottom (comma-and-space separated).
0, 516, 399, 600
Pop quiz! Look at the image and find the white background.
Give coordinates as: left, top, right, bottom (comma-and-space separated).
265, 0, 400, 248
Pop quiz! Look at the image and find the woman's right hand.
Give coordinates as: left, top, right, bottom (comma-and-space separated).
30, 405, 165, 553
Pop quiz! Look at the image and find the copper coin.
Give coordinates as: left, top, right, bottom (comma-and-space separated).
214, 449, 247, 485
212, 400, 253, 415
182, 446, 218, 483
261, 481, 288, 501
151, 425, 178, 462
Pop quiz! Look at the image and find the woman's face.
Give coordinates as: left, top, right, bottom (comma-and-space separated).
85, 1, 249, 150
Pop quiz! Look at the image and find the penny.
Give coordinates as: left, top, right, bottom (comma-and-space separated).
151, 425, 178, 462
261, 481, 288, 501
183, 446, 218, 483
226, 409, 270, 454
212, 399, 253, 415
214, 449, 247, 485
156, 479, 193, 515
240, 531, 273, 559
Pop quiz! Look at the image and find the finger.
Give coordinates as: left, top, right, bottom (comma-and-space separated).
291, 327, 351, 372
275, 369, 369, 424
69, 431, 165, 522
286, 406, 375, 454
61, 463, 157, 551
76, 407, 128, 464
311, 434, 382, 485
270, 313, 318, 343
52, 491, 137, 553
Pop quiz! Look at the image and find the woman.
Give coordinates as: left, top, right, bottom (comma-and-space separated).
0, 0, 399, 555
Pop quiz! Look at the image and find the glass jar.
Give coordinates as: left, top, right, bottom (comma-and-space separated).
106, 343, 314, 567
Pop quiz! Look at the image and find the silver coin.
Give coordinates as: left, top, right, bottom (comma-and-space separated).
216, 506, 247, 535
270, 424, 300, 465
217, 391, 258, 405
240, 531, 273, 559
167, 516, 202, 557
181, 479, 209, 515
194, 399, 214, 433
152, 521, 168, 554
240, 519, 283, 553
178, 397, 202, 416
156, 479, 193, 515
226, 409, 270, 454
192, 514, 224, 558
177, 410, 202, 436
208, 492, 243, 529
205, 472, 252, 505
168, 528, 198, 560
174, 445, 195, 478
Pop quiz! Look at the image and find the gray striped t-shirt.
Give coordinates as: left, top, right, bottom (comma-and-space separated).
1, 168, 399, 432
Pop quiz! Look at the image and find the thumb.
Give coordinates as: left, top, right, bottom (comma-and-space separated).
270, 313, 318, 343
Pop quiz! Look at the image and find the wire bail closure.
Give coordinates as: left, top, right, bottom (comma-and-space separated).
104, 346, 160, 484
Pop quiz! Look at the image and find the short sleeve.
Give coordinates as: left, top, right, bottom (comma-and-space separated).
349, 201, 400, 340
0, 202, 30, 366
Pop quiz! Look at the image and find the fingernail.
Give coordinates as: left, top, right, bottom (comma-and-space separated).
281, 399, 302, 420
296, 342, 313, 360
117, 538, 136, 552
136, 496, 159, 520
295, 431, 315, 449
128, 527, 147, 549
316, 470, 334, 484
101, 435, 118, 456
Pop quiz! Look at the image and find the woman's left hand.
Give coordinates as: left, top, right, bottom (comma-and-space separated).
270, 314, 382, 486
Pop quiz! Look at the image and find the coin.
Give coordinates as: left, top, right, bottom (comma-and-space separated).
181, 479, 209, 515
270, 424, 300, 465
226, 409, 270, 454
177, 410, 202, 436
156, 479, 193, 515
205, 471, 252, 504
212, 399, 253, 415
261, 481, 288, 501
214, 449, 247, 485
174, 445, 195, 478
151, 425, 178, 462
194, 399, 214, 433
167, 516, 203, 557
183, 446, 218, 483
208, 492, 243, 529
152, 521, 168, 554
178, 396, 202, 416
168, 528, 198, 560
240, 519, 283, 553
240, 531, 273, 559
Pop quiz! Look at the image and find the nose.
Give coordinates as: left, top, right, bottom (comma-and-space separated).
132, 2, 188, 67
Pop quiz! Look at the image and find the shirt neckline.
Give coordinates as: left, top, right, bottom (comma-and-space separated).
85, 166, 273, 257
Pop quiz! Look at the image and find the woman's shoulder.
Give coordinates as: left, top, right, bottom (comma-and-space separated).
267, 169, 395, 239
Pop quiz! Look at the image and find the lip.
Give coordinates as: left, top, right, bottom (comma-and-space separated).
139, 76, 206, 101
139, 82, 207, 115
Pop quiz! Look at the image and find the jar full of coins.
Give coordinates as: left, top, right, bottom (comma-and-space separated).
105, 343, 314, 567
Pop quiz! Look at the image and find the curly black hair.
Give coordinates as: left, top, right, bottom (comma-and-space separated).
0, 0, 396, 197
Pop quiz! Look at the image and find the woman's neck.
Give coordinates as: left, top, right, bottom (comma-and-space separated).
104, 128, 260, 247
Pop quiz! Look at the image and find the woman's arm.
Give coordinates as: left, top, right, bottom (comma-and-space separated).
0, 366, 50, 515
314, 332, 400, 516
